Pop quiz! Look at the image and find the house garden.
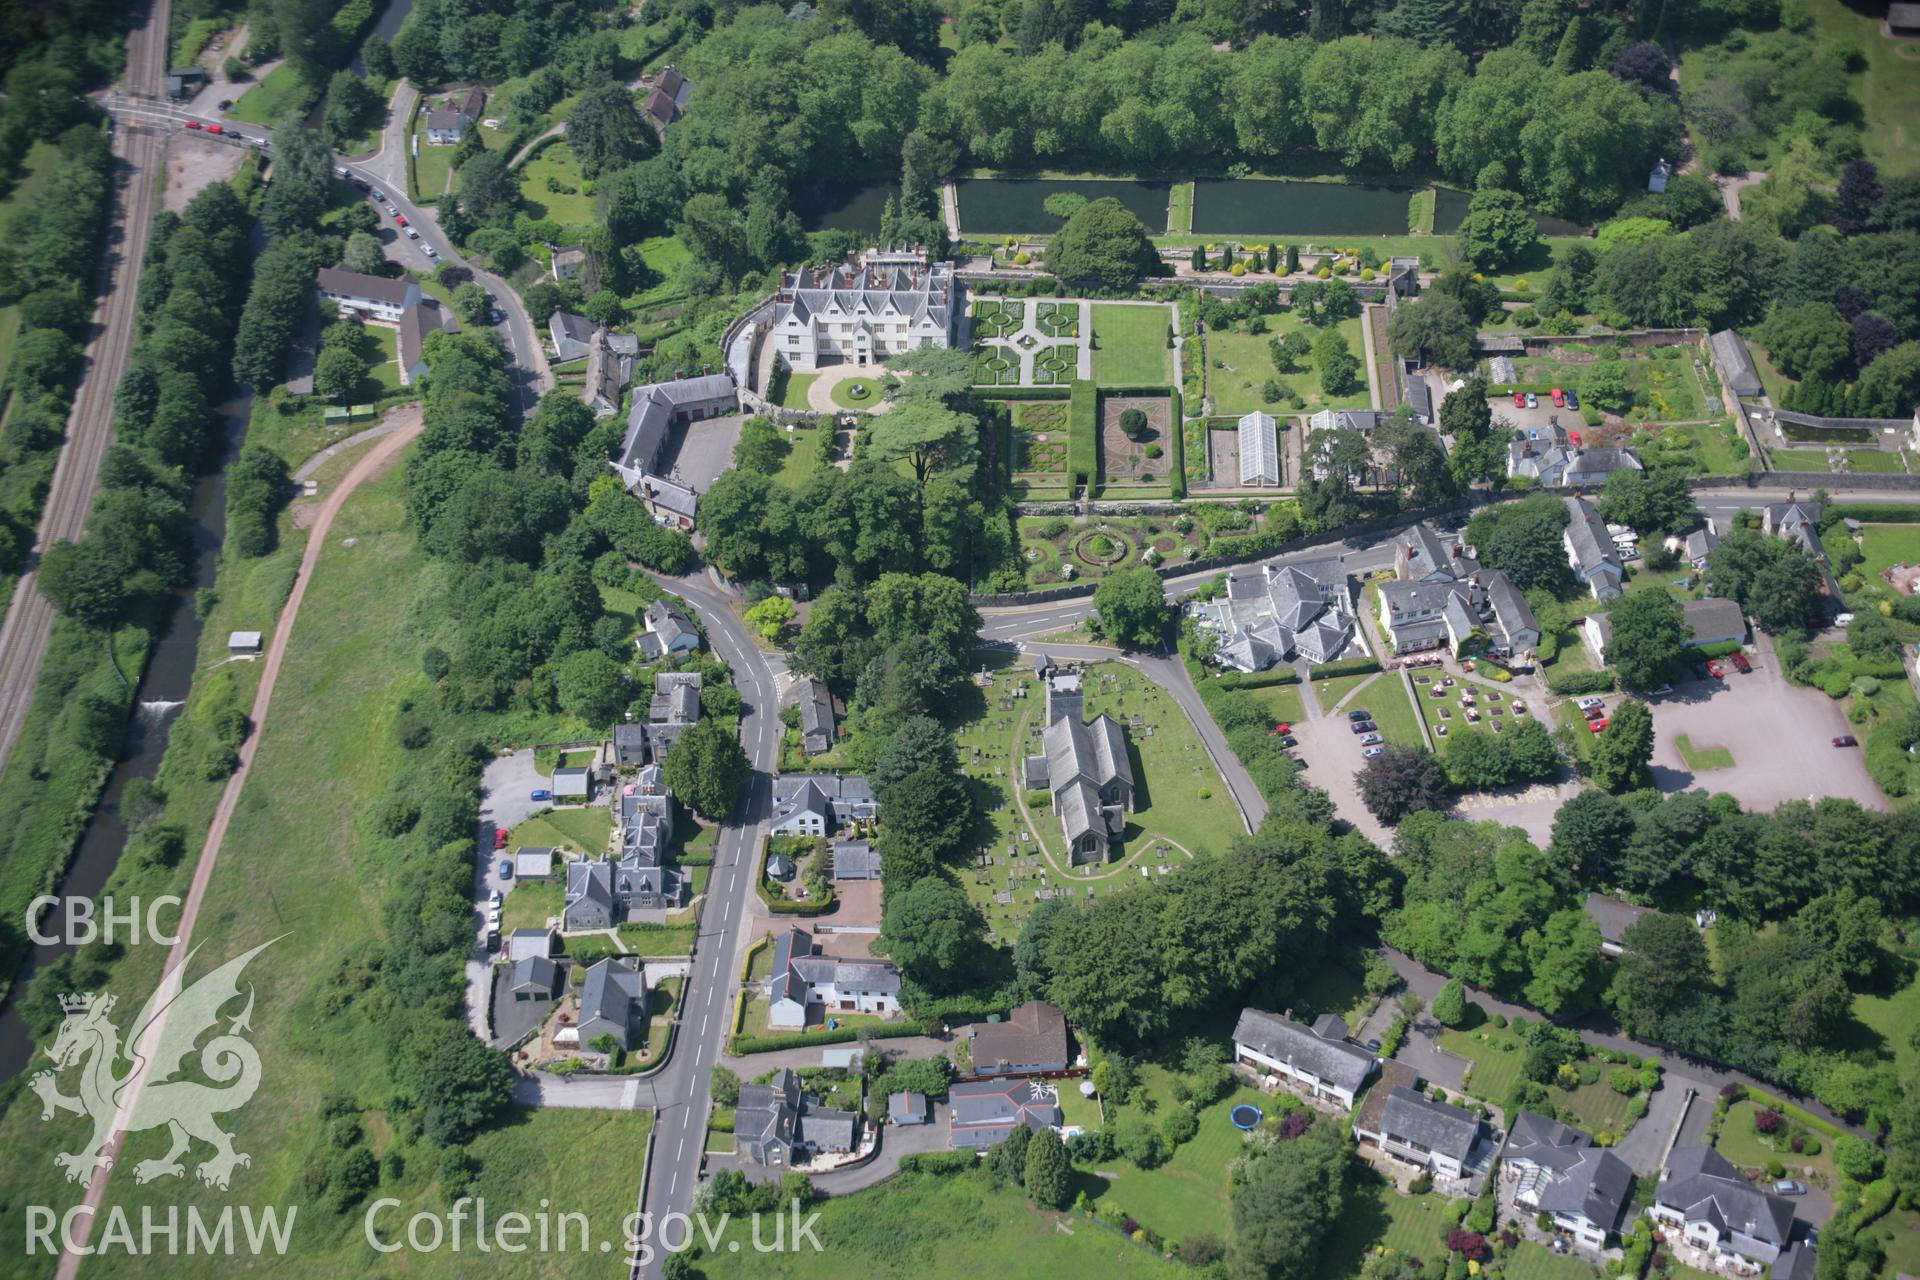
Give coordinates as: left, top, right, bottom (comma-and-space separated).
1482, 343, 1713, 426
1437, 1011, 1651, 1144
1090, 302, 1175, 385
1204, 311, 1371, 418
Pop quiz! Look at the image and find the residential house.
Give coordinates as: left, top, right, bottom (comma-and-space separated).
1501, 1112, 1634, 1250
1378, 570, 1539, 657
830, 841, 881, 881
586, 328, 640, 417
889, 1092, 929, 1126
611, 673, 701, 765
970, 1001, 1070, 1077
509, 956, 560, 1003
1583, 894, 1656, 958
1649, 1146, 1797, 1274
506, 928, 555, 962
612, 723, 649, 768
562, 859, 618, 930
1404, 376, 1435, 425
611, 373, 739, 495
766, 925, 902, 1029
736, 1069, 859, 1166
1566, 448, 1644, 488
770, 247, 957, 370
769, 775, 875, 837
1022, 678, 1134, 866
1649, 159, 1673, 194
1564, 497, 1624, 600
316, 268, 420, 323
424, 106, 471, 145
1238, 411, 1281, 486
1193, 559, 1355, 673
1509, 432, 1643, 489
550, 310, 595, 363
514, 847, 556, 881
575, 957, 648, 1051
1307, 408, 1388, 435
563, 767, 686, 927
1396, 523, 1477, 583
1584, 597, 1747, 666
635, 473, 698, 529
1679, 523, 1720, 570
797, 677, 836, 756
1354, 1087, 1484, 1181
1387, 256, 1421, 298
1763, 501, 1823, 556
641, 65, 693, 133
1772, 1244, 1817, 1280
637, 600, 701, 660
550, 245, 589, 282
949, 1078, 1062, 1149
397, 297, 458, 386
1232, 1008, 1377, 1110
1711, 330, 1763, 399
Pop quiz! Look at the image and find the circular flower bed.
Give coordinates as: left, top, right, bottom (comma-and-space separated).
1071, 527, 1133, 567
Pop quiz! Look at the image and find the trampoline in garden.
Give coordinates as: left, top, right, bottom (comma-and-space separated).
1230, 1104, 1263, 1130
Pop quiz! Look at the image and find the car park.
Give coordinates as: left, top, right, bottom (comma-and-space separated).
1347, 709, 1371, 721
1350, 720, 1377, 734
1360, 733, 1383, 745
1362, 746, 1386, 759
530, 788, 552, 801
1833, 735, 1858, 747
1729, 652, 1752, 673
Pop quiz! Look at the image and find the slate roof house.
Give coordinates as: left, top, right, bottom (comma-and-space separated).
770, 247, 957, 371
563, 766, 686, 927
1501, 1112, 1634, 1250
1582, 893, 1656, 958
612, 671, 701, 765
1711, 329, 1763, 399
1381, 524, 1538, 656
550, 244, 589, 282
1584, 597, 1746, 666
612, 373, 738, 497
769, 775, 875, 837
1763, 501, 1824, 556
550, 310, 596, 363
1680, 523, 1720, 570
641, 65, 693, 133
397, 297, 458, 386
797, 677, 836, 756
971, 1001, 1070, 1077
1354, 1087, 1484, 1181
830, 841, 881, 881
1023, 673, 1134, 866
1396, 523, 1477, 583
1232, 1008, 1376, 1110
1508, 434, 1643, 488
949, 1078, 1062, 1149
575, 957, 648, 1051
507, 928, 555, 962
316, 268, 420, 324
1404, 376, 1435, 425
736, 1068, 859, 1166
1649, 1146, 1798, 1273
1238, 411, 1281, 486
766, 925, 902, 1029
1563, 496, 1625, 600
509, 955, 560, 1002
586, 328, 640, 418
637, 600, 701, 660
1194, 559, 1355, 673
889, 1092, 929, 1126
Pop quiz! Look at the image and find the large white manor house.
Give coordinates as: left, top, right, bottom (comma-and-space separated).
770, 247, 958, 370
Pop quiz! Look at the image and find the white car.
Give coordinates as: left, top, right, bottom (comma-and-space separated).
423, 244, 438, 258
486, 905, 502, 926
1362, 746, 1387, 759
406, 227, 420, 239
1835, 612, 1855, 627
488, 889, 502, 907
1360, 733, 1384, 745
1576, 697, 1606, 710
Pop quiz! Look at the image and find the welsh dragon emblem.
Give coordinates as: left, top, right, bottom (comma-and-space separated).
31, 939, 276, 1190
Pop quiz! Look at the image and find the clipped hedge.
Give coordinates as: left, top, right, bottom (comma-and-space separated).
1547, 669, 1616, 696
1215, 668, 1302, 690
732, 1020, 927, 1056
1829, 504, 1920, 523
1067, 379, 1098, 486
912, 993, 1007, 1024
1309, 656, 1382, 680
1687, 640, 1745, 660
900, 1151, 976, 1176
977, 385, 1074, 402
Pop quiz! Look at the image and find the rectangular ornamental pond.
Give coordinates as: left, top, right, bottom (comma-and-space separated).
1193, 178, 1425, 236
798, 181, 901, 233
956, 177, 1170, 235
1433, 185, 1471, 234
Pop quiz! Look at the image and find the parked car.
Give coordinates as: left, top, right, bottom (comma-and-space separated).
217, 99, 233, 110
1349, 721, 1377, 735
1835, 612, 1855, 627
1276, 735, 1296, 748
1512, 391, 1527, 408
184, 120, 201, 130
1650, 683, 1673, 696
334, 164, 350, 178
423, 244, 438, 258
1568, 431, 1583, 447
1551, 387, 1566, 407
1274, 722, 1292, 734
499, 859, 514, 879
492, 828, 507, 848
351, 178, 370, 191
488, 889, 502, 907
530, 788, 552, 801
1706, 659, 1726, 678
1584, 705, 1606, 721
206, 123, 223, 135
1347, 709, 1372, 721
406, 227, 420, 239
1773, 1180, 1807, 1196
1566, 390, 1580, 411
1363, 746, 1387, 759
1525, 392, 1538, 409
1729, 651, 1752, 673
1589, 718, 1608, 733
1833, 735, 1858, 747
370, 189, 386, 202
395, 214, 408, 227
1576, 697, 1605, 710
485, 928, 500, 951
1360, 733, 1384, 745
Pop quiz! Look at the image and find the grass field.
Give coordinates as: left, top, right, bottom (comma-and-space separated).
1313, 670, 1379, 713
1206, 313, 1370, 417
1804, 0, 1920, 175
412, 137, 457, 202
1852, 964, 1920, 1086
1843, 449, 1910, 474
1714, 1100, 1838, 1183
1354, 673, 1425, 749
1322, 1176, 1450, 1275
512, 807, 613, 855
699, 1166, 1183, 1278
1634, 419, 1751, 476
518, 140, 597, 225
772, 421, 830, 488
770, 367, 819, 410
1084, 1075, 1277, 1240
1091, 303, 1174, 385
1501, 1243, 1607, 1279
1860, 1206, 1920, 1280
1857, 524, 1920, 583
1674, 733, 1735, 771
227, 63, 314, 126
1440, 1021, 1640, 1137
1246, 682, 1307, 728
1771, 450, 1834, 471
502, 878, 564, 932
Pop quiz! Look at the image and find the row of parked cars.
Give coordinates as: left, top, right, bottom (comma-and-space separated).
1511, 387, 1581, 412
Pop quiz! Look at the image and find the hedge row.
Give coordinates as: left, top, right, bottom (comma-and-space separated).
1309, 656, 1382, 680
732, 1020, 928, 1055
976, 385, 1072, 402
911, 993, 1006, 1024
1546, 669, 1616, 696
900, 1151, 976, 1176
1830, 504, 1920, 523
1214, 667, 1302, 690
1067, 379, 1098, 486
1687, 640, 1744, 660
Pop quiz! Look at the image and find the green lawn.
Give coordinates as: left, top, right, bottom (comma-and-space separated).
1853, 964, 1920, 1084
771, 366, 819, 410
1439, 1024, 1527, 1103
1091, 303, 1174, 385
1715, 1101, 1839, 1184
1411, 670, 1533, 747
1844, 449, 1910, 474
1501, 1243, 1606, 1280
1322, 1176, 1451, 1276
1804, 0, 1920, 175
1631, 419, 1751, 476
1206, 312, 1370, 417
511, 806, 613, 855
227, 63, 314, 126
1085, 1075, 1278, 1240
1313, 670, 1380, 713
172, 16, 225, 64
1353, 673, 1425, 749
831, 376, 882, 410
772, 421, 830, 488
699, 1166, 1183, 1279
1860, 1206, 1920, 1280
1752, 343, 1799, 405
1771, 450, 1834, 471
517, 139, 597, 225
1168, 181, 1194, 233
411, 137, 456, 202
502, 878, 564, 932
1246, 682, 1307, 728
1856, 524, 1920, 582
1674, 733, 1735, 771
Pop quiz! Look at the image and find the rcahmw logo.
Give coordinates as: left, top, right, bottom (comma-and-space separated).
27, 895, 182, 946
25, 1205, 296, 1257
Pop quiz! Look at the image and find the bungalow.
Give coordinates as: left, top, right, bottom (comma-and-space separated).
638, 600, 700, 660
1232, 1007, 1376, 1111
550, 310, 595, 363
508, 955, 560, 1002
1501, 1112, 1634, 1250
397, 298, 458, 386
770, 775, 875, 838
949, 1078, 1061, 1149
766, 925, 902, 1029
1354, 1087, 1484, 1181
736, 1069, 858, 1166
1563, 497, 1624, 600
1678, 523, 1719, 570
316, 268, 419, 324
971, 1001, 1070, 1077
1238, 411, 1281, 486
797, 677, 836, 756
1565, 448, 1643, 488
1649, 1146, 1798, 1274
575, 957, 648, 1051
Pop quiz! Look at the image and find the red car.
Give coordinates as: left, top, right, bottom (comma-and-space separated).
1729, 651, 1752, 673
206, 123, 223, 135
1589, 718, 1608, 734
1551, 387, 1566, 407
1513, 391, 1527, 408
395, 214, 407, 227
1706, 659, 1726, 678
184, 120, 202, 130
492, 828, 508, 848
1583, 705, 1606, 721
1569, 431, 1583, 447
1833, 735, 1858, 747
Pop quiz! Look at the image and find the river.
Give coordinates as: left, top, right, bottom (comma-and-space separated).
0, 394, 248, 1082
350, 0, 416, 74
